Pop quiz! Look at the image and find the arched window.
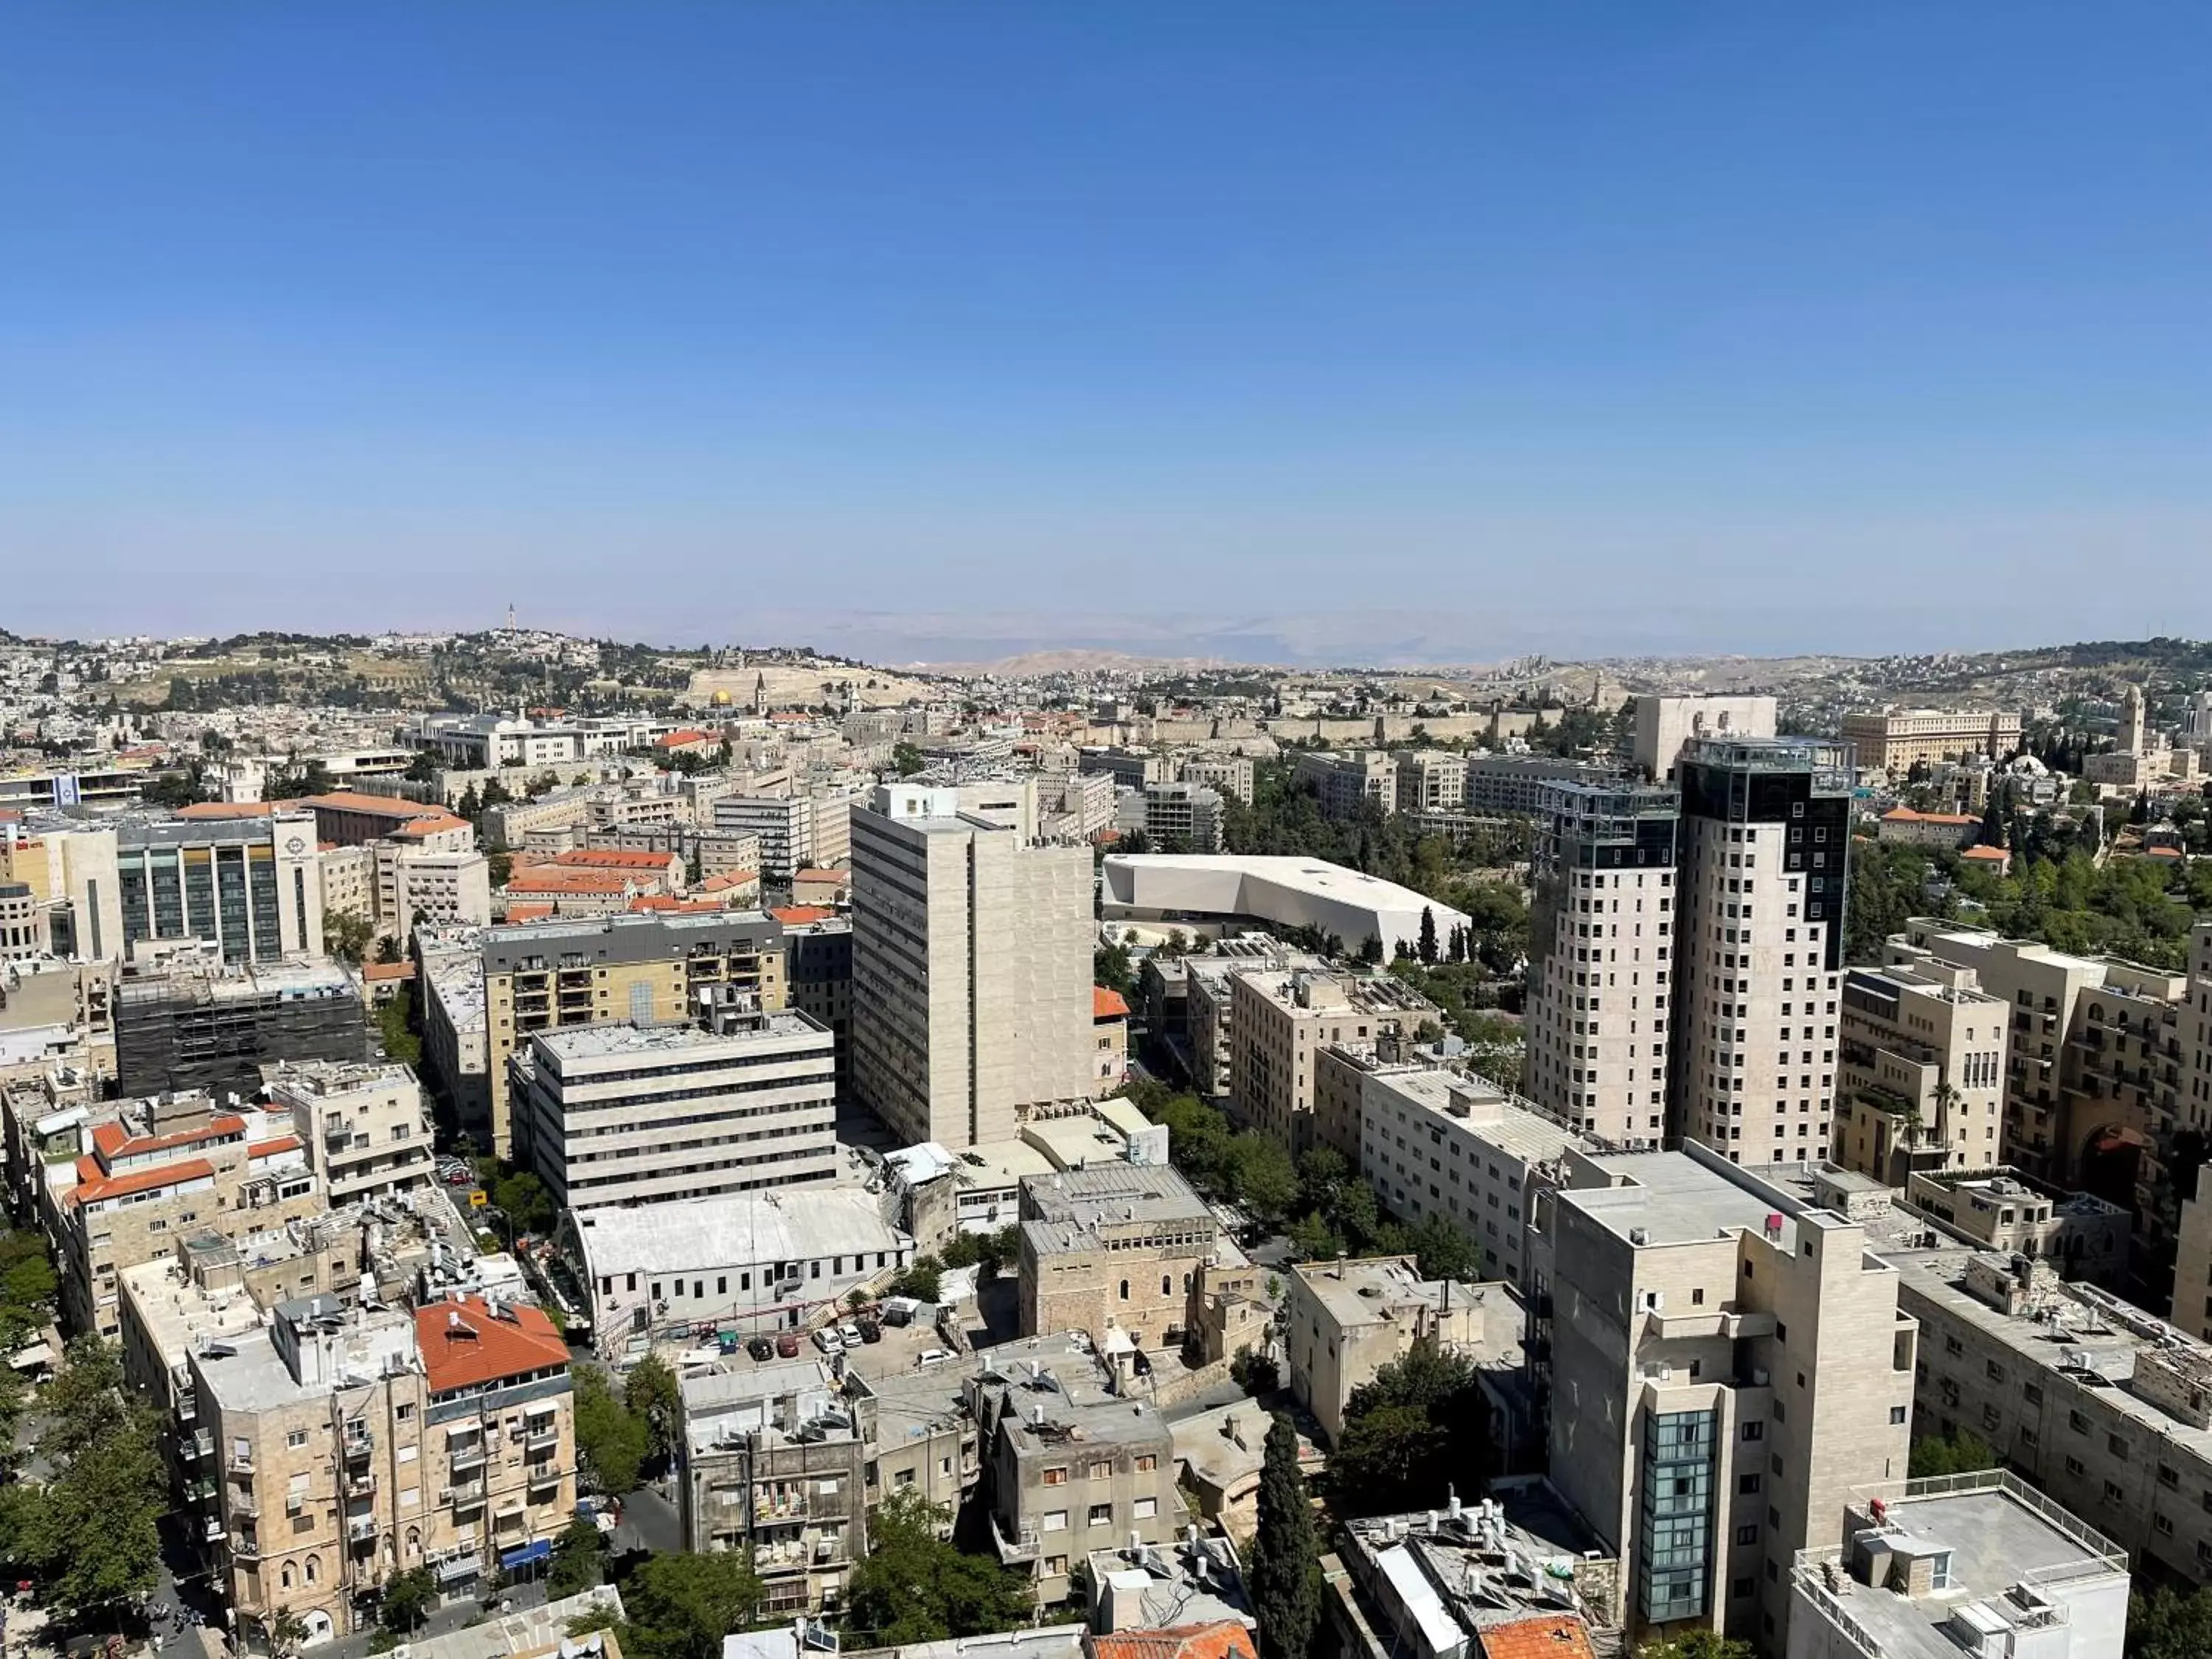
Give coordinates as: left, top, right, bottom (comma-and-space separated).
1161, 1275, 1172, 1296
1119, 1279, 1130, 1301
406, 1526, 422, 1558
304, 1556, 319, 1586
1183, 1273, 1193, 1293
279, 1563, 295, 1592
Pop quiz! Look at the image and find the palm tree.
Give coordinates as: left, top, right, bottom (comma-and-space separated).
1929, 1080, 1961, 1152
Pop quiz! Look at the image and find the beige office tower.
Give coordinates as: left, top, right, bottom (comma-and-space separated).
850, 803, 1093, 1147
1672, 739, 1853, 1166
1524, 779, 1680, 1148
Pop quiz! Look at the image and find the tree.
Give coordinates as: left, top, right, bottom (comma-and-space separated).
1095, 941, 1134, 998
12, 1337, 164, 1624
891, 741, 925, 777
1230, 1346, 1280, 1395
1223, 1133, 1299, 1229
1330, 1336, 1495, 1516
325, 908, 375, 966
380, 1568, 438, 1635
2128, 1584, 2212, 1659
1910, 1425, 1997, 1479
1634, 1634, 1754, 1659
844, 1488, 1032, 1646
374, 933, 404, 965
548, 1515, 608, 1597
574, 1364, 650, 1495
1248, 1413, 1321, 1659
622, 1551, 766, 1659
267, 1610, 313, 1659
1418, 905, 1439, 964
625, 1353, 684, 1465
492, 1169, 557, 1236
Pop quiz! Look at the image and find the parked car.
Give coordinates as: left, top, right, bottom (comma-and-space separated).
443, 1169, 474, 1186
837, 1321, 863, 1348
775, 1332, 801, 1358
917, 1348, 953, 1367
813, 1328, 844, 1355
746, 1335, 773, 1362
855, 1318, 881, 1345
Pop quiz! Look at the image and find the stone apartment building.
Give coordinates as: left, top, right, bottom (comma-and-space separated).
1290, 751, 1396, 820
1284, 1254, 1516, 1446
479, 911, 787, 1158
1833, 959, 2009, 1186
1338, 1056, 1585, 1290
264, 1059, 438, 1209
1536, 1147, 1915, 1652
676, 1360, 866, 1618
1837, 706, 2024, 773
970, 1351, 1181, 1606
192, 1290, 573, 1646
1228, 964, 1435, 1154
1889, 1242, 2212, 1589
1017, 1164, 1220, 1354
47, 1090, 323, 1340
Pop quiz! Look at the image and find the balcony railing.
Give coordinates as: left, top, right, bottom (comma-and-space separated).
347, 1514, 378, 1543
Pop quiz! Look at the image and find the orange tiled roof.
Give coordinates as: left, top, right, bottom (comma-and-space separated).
1088, 1624, 1256, 1659
1881, 807, 1978, 826
504, 902, 556, 922
90, 1113, 247, 1163
551, 848, 679, 870
362, 959, 417, 981
1094, 986, 1130, 1020
793, 868, 846, 884
1477, 1616, 1597, 1659
654, 729, 713, 748
176, 801, 277, 818
72, 1155, 217, 1207
416, 1295, 571, 1394
1960, 845, 2009, 860
299, 790, 448, 821
502, 869, 636, 894
248, 1135, 303, 1158
770, 905, 835, 925
698, 870, 759, 891
627, 896, 725, 914
388, 811, 472, 839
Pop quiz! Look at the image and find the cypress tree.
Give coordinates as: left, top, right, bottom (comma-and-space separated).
1249, 1412, 1321, 1659
1418, 905, 1439, 964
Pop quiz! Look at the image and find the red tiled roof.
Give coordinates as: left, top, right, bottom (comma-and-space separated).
698, 871, 759, 891
1881, 807, 1978, 826
627, 897, 724, 914
654, 729, 713, 748
300, 790, 448, 821
793, 868, 846, 884
416, 1295, 571, 1394
502, 869, 635, 894
72, 1156, 217, 1207
362, 960, 417, 981
1477, 1617, 1597, 1659
504, 902, 556, 922
388, 811, 473, 839
248, 1135, 303, 1158
176, 801, 277, 818
91, 1113, 247, 1163
770, 905, 835, 925
1094, 986, 1130, 1020
1088, 1624, 1256, 1659
551, 848, 679, 870
1961, 845, 2010, 861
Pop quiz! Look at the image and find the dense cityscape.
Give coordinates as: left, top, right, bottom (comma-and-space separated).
1, 626, 2211, 1659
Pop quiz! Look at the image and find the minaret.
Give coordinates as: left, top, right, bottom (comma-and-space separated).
754, 672, 769, 717
2122, 683, 2146, 757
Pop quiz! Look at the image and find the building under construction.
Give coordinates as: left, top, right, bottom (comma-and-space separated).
116, 959, 370, 1098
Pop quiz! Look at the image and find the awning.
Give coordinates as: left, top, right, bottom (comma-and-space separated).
499, 1539, 552, 1571
8, 1343, 54, 1371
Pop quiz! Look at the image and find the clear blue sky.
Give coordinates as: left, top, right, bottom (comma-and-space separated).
3, 4, 2208, 662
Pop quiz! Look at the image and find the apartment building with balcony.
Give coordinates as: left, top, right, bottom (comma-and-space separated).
45, 1089, 322, 1340
1537, 1147, 1915, 1652
265, 1060, 437, 1208
1290, 751, 1396, 821
513, 1015, 835, 1211
1524, 779, 1680, 1147
677, 1359, 865, 1618
480, 910, 787, 1158
971, 1349, 1182, 1606
1834, 960, 2009, 1186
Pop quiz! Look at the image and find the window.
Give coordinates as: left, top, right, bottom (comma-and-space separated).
2104, 1481, 2126, 1506
287, 1429, 308, 1449
2107, 1433, 2129, 1458
1135, 1454, 1158, 1472
1735, 1525, 1759, 1546
1088, 1503, 1113, 1526
1890, 1406, 1907, 1425
2068, 1411, 2090, 1435
1042, 1467, 1068, 1486
1043, 1510, 1068, 1532
1089, 1461, 1112, 1481
2065, 1456, 2086, 1478
1986, 1360, 2005, 1383
1742, 1422, 1764, 1442
1738, 1473, 1761, 1495
1046, 1556, 1068, 1576
1119, 1280, 1130, 1301
1134, 1497, 1158, 1520
396, 1404, 414, 1423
